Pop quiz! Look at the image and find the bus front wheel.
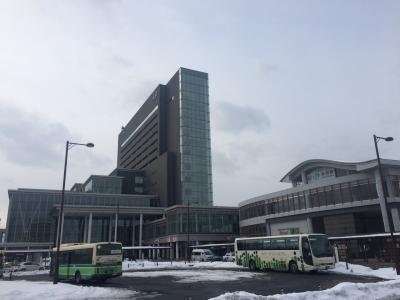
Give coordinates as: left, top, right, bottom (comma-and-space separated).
75, 271, 82, 284
289, 261, 298, 274
249, 260, 257, 271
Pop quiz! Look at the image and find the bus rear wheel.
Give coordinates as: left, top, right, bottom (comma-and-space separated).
249, 260, 257, 271
289, 261, 298, 274
75, 271, 82, 284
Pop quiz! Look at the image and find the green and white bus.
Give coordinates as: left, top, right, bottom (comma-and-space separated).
52, 242, 122, 283
235, 234, 335, 273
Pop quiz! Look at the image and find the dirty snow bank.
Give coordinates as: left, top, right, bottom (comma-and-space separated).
123, 260, 242, 271
210, 279, 400, 300
123, 269, 257, 283
0, 280, 135, 300
329, 262, 400, 280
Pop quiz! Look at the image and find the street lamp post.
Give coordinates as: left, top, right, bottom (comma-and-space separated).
373, 134, 400, 275
187, 201, 190, 262
186, 201, 199, 262
53, 141, 94, 284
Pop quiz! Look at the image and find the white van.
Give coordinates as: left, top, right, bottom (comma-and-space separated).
191, 249, 215, 262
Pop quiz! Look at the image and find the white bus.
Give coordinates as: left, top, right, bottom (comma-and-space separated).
235, 234, 335, 273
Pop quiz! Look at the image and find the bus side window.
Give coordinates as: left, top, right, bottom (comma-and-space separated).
286, 237, 299, 250
60, 251, 69, 265
263, 239, 270, 250
237, 241, 245, 251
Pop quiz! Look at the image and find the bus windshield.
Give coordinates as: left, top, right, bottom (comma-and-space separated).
308, 235, 332, 257
96, 244, 122, 256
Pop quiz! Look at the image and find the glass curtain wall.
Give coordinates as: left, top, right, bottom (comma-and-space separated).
241, 178, 382, 220
179, 68, 213, 206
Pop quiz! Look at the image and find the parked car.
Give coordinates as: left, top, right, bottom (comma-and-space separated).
41, 257, 51, 269
16, 262, 44, 272
223, 252, 235, 262
191, 249, 215, 262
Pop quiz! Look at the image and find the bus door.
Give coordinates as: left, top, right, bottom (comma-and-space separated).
301, 237, 313, 266
67, 251, 72, 279
60, 251, 72, 279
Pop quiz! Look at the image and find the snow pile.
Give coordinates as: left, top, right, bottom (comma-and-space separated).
329, 262, 400, 280
210, 279, 400, 300
0, 280, 135, 300
123, 269, 257, 283
4, 269, 50, 277
123, 260, 242, 271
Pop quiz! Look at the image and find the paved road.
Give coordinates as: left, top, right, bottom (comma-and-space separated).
15, 269, 382, 300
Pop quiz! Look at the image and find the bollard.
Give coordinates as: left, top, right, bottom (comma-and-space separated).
280, 288, 284, 294
345, 260, 349, 270
318, 284, 321, 291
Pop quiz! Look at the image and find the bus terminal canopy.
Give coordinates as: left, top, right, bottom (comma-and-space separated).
189, 243, 234, 248
122, 246, 171, 250
3, 249, 51, 253
2, 245, 171, 253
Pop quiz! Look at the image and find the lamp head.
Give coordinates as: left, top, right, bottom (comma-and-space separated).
385, 137, 394, 142
86, 143, 95, 148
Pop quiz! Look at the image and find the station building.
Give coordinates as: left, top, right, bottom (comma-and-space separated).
2, 68, 238, 260
239, 159, 400, 261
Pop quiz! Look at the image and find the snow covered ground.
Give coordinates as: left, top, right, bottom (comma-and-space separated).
123, 259, 242, 271
123, 269, 258, 283
3, 269, 50, 277
210, 279, 400, 300
0, 280, 135, 300
328, 262, 400, 280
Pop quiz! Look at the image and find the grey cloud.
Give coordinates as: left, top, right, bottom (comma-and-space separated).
212, 151, 239, 174
0, 103, 112, 169
214, 101, 270, 133
0, 103, 69, 168
111, 54, 134, 68
257, 62, 279, 79
120, 78, 159, 109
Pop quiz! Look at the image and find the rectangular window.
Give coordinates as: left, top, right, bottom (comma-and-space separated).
135, 176, 144, 184
262, 239, 271, 250
286, 237, 300, 250
134, 187, 144, 193
271, 238, 286, 250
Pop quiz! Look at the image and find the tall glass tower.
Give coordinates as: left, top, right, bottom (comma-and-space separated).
118, 67, 213, 207
179, 68, 213, 206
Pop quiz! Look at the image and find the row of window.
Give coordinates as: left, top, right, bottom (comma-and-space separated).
237, 237, 299, 251
144, 213, 239, 239
240, 224, 267, 236
119, 113, 158, 160
59, 248, 93, 265
240, 179, 381, 220
6, 193, 155, 243
120, 130, 158, 170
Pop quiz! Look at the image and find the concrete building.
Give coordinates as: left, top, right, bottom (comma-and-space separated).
239, 159, 400, 260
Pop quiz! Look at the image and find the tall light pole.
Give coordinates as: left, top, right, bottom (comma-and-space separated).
187, 201, 190, 262
53, 141, 94, 284
373, 134, 399, 275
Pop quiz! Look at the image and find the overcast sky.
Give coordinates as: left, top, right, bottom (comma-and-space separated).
0, 0, 399, 226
